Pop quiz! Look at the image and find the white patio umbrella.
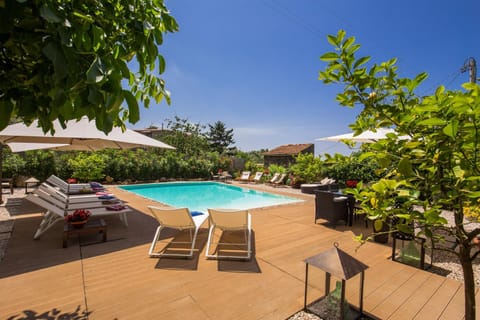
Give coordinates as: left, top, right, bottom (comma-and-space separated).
7, 142, 86, 152
0, 117, 174, 203
316, 128, 407, 143
0, 117, 175, 150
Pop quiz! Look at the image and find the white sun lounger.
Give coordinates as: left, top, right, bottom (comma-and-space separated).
271, 173, 287, 187
39, 182, 114, 204
46, 175, 94, 194
250, 172, 263, 183
236, 171, 251, 183
36, 183, 120, 209
267, 172, 281, 184
147, 206, 209, 258
27, 186, 130, 240
206, 208, 252, 260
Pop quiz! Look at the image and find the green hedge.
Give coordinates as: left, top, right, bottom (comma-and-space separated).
1, 148, 220, 183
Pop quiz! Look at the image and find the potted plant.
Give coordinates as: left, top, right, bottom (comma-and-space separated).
65, 209, 91, 229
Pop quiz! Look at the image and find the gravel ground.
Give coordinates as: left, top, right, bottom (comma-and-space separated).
428, 210, 480, 286
288, 311, 322, 320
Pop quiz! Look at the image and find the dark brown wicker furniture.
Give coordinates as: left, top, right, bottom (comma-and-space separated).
314, 191, 354, 227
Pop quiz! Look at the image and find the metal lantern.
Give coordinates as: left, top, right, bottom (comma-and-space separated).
304, 243, 369, 320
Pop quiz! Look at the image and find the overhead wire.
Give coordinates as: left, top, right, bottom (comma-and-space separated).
259, 0, 353, 40
419, 69, 463, 96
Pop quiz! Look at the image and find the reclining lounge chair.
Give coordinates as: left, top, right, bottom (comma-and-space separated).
266, 173, 280, 185
206, 208, 252, 260
148, 206, 209, 258
235, 171, 251, 183
46, 175, 105, 194
271, 173, 287, 187
249, 172, 263, 183
27, 183, 130, 239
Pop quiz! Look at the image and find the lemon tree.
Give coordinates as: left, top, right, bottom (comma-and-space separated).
320, 30, 480, 319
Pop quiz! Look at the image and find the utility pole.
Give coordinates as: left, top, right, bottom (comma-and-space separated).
461, 57, 477, 83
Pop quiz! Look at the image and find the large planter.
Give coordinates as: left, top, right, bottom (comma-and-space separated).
372, 220, 390, 243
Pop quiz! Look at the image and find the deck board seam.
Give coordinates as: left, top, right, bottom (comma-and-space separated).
437, 283, 463, 319
79, 244, 90, 318
387, 272, 437, 319
368, 267, 418, 312
411, 275, 448, 320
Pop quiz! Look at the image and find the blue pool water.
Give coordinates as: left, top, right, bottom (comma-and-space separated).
119, 182, 303, 213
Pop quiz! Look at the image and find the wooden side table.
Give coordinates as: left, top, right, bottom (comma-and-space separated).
63, 219, 107, 248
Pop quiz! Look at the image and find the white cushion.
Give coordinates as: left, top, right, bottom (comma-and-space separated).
320, 177, 330, 184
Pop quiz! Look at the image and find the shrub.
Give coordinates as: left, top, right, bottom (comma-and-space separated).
322, 153, 379, 188
23, 150, 56, 180
267, 164, 287, 175
2, 150, 26, 178
68, 153, 106, 182
290, 153, 323, 183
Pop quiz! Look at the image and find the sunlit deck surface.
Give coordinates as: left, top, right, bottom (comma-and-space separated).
0, 182, 476, 319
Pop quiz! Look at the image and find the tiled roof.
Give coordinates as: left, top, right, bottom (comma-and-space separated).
264, 143, 313, 156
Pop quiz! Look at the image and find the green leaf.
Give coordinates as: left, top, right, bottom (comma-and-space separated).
105, 94, 123, 112
466, 191, 480, 198
452, 166, 465, 179
398, 157, 414, 177
72, 10, 94, 23
353, 56, 370, 69
417, 118, 447, 126
443, 120, 458, 138
154, 29, 164, 45
86, 57, 105, 84
343, 36, 355, 49
320, 52, 339, 62
435, 85, 445, 96
0, 100, 13, 130
371, 182, 385, 193
91, 25, 104, 52
327, 35, 338, 47
337, 29, 346, 43
40, 5, 62, 23
116, 60, 130, 79
397, 224, 413, 234
42, 42, 67, 81
124, 90, 139, 123
87, 87, 103, 105
414, 72, 428, 85
158, 55, 166, 74
358, 151, 376, 161
377, 154, 391, 168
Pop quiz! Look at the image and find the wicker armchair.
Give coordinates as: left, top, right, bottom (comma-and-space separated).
314, 190, 353, 227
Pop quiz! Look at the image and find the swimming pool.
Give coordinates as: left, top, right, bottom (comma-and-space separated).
119, 182, 303, 213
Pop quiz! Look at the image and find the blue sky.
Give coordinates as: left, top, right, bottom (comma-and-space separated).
132, 0, 480, 155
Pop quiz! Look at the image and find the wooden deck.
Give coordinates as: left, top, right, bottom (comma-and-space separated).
0, 183, 473, 319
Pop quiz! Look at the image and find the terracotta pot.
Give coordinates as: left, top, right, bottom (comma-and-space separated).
70, 220, 88, 229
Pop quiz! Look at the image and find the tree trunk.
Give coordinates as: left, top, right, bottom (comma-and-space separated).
459, 243, 476, 320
